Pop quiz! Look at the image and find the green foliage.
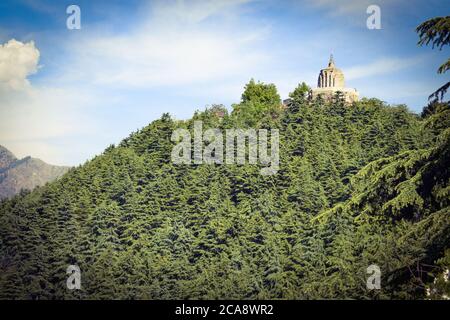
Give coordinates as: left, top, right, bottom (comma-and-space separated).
416, 16, 450, 101
289, 82, 310, 103
1, 16, 449, 301
1, 91, 447, 300
230, 79, 283, 127
426, 249, 450, 300
240, 78, 281, 106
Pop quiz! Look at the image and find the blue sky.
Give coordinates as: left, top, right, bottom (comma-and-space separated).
0, 0, 448, 165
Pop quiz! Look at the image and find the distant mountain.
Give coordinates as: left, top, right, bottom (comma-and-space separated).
0, 145, 70, 200
0, 146, 17, 170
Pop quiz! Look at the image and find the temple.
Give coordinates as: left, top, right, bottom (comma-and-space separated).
311, 55, 359, 103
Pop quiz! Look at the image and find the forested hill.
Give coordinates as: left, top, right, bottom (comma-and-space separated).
0, 90, 448, 299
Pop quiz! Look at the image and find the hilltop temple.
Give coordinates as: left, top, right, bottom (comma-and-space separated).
311, 55, 359, 103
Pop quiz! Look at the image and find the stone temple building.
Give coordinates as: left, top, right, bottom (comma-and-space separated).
311, 55, 359, 103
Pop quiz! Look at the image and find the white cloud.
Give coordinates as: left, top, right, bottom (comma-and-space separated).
0, 1, 268, 165
362, 80, 435, 100
0, 0, 429, 166
74, 31, 267, 88
0, 39, 40, 91
62, 0, 268, 89
0, 39, 99, 165
148, 0, 253, 24
305, 0, 405, 16
0, 87, 94, 141
345, 56, 424, 80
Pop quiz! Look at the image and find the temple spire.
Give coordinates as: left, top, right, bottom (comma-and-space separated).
313, 53, 359, 103
328, 54, 335, 67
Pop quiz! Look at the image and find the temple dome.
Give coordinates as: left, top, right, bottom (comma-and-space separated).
317, 55, 345, 88
311, 54, 359, 104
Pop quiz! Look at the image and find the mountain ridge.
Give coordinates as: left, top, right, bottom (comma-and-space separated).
0, 145, 70, 200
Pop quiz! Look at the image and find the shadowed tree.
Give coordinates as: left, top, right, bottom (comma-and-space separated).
416, 16, 450, 101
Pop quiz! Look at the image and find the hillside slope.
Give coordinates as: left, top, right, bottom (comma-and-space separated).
0, 97, 448, 299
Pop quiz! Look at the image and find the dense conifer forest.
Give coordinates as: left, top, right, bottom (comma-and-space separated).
0, 90, 448, 299
0, 16, 449, 300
